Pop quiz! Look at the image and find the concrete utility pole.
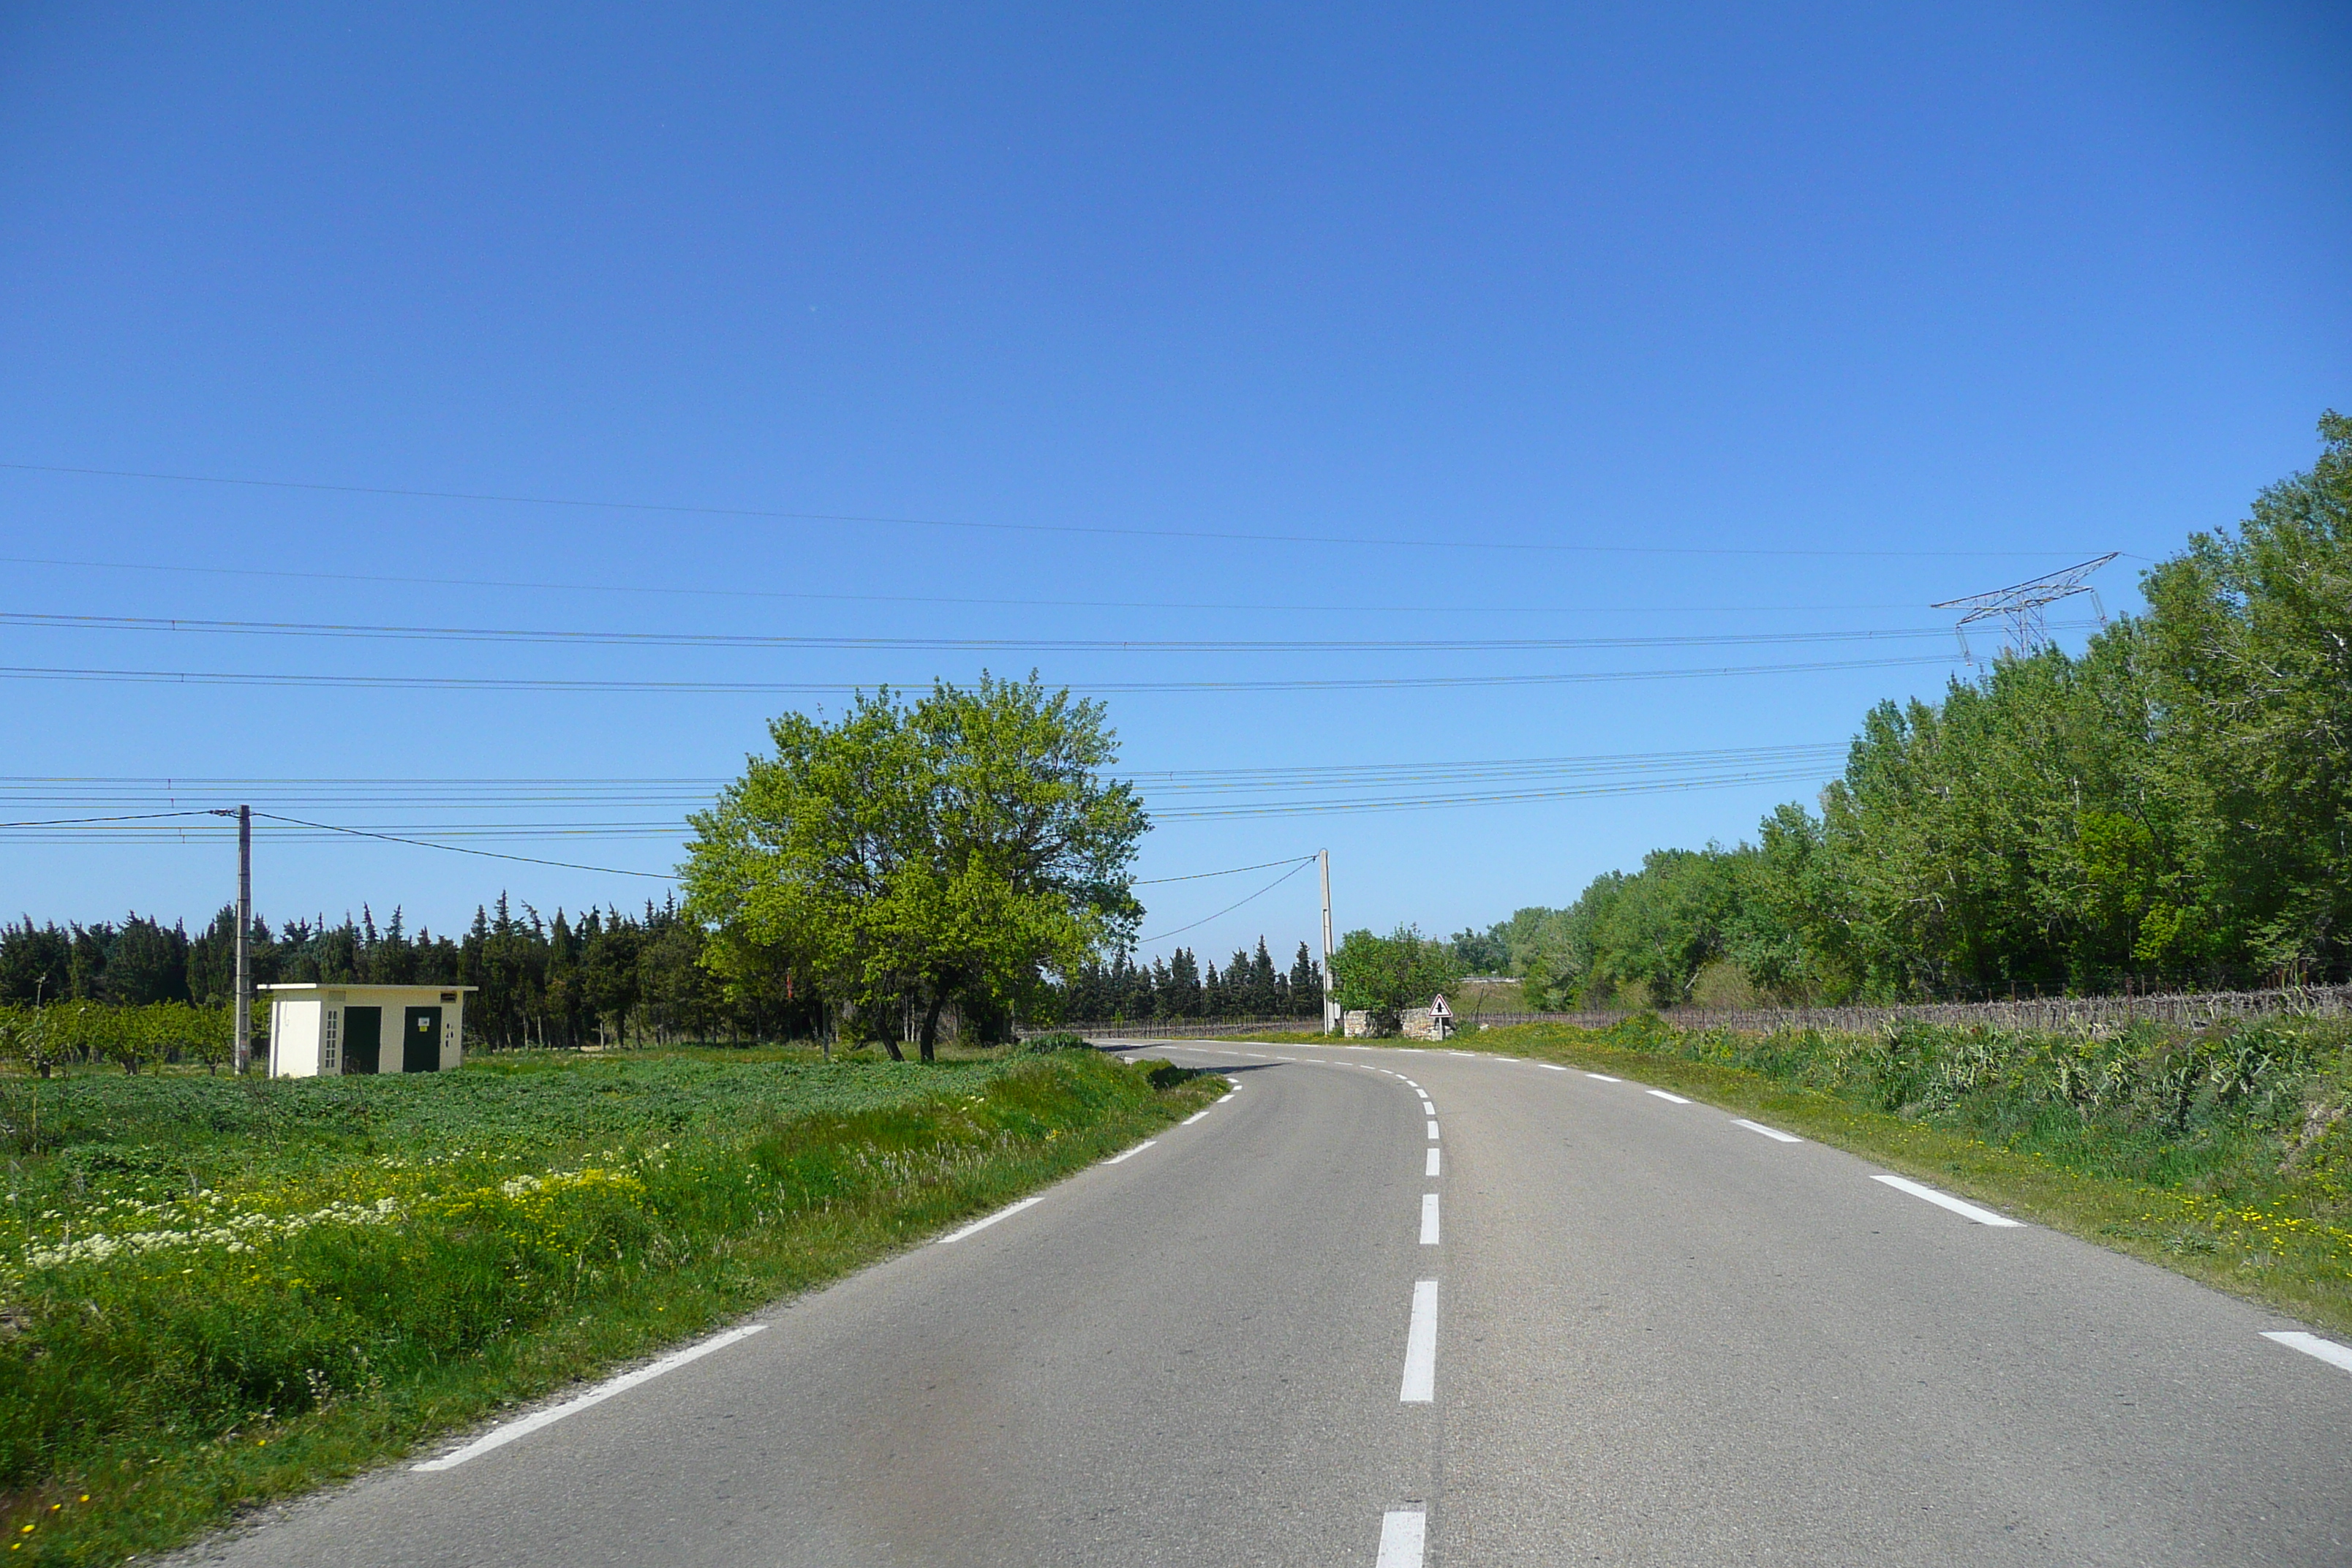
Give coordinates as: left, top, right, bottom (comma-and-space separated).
235, 804, 252, 1074
1319, 848, 1338, 1035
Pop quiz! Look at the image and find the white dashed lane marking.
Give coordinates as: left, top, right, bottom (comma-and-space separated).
936, 1194, 1047, 1244
1376, 1507, 1428, 1567
1733, 1119, 1801, 1143
1647, 1090, 1692, 1105
413, 1324, 768, 1471
1872, 1173, 2023, 1227
1425, 1147, 1441, 1177
2263, 1330, 2352, 1375
1400, 1281, 1439, 1402
1420, 1193, 1441, 1245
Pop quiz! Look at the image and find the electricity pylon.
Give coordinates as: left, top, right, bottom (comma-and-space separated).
1931, 553, 2118, 663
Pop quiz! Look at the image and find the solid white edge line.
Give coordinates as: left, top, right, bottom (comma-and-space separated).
1586, 1072, 1621, 1082
1646, 1090, 1692, 1104
936, 1191, 1049, 1244
1425, 1147, 1441, 1177
1733, 1118, 1802, 1143
1420, 1192, 1441, 1245
1426, 1120, 1441, 1141
413, 1324, 769, 1471
1376, 1507, 1428, 1567
1871, 1173, 2024, 1227
1400, 1279, 1439, 1402
2263, 1330, 2352, 1373
1104, 1139, 1158, 1165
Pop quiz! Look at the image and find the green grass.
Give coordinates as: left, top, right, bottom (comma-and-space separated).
1215, 1016, 2352, 1335
0, 1046, 1218, 1564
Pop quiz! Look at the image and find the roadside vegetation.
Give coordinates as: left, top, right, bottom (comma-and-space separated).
1226, 1013, 2352, 1333
0, 1045, 1216, 1564
1462, 413, 2352, 1008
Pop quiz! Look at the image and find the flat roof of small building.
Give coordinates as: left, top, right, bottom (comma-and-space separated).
258, 983, 477, 994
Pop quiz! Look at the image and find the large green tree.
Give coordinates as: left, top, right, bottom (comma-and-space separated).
2141, 410, 2352, 980
1327, 924, 1463, 1033
1480, 413, 2351, 1004
681, 676, 1147, 1060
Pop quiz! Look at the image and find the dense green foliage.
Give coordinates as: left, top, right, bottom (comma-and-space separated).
1481, 414, 2352, 1005
0, 1048, 1213, 1558
1058, 938, 1324, 1022
0, 897, 816, 1052
1327, 924, 1464, 1030
684, 676, 1146, 1060
0, 1003, 235, 1077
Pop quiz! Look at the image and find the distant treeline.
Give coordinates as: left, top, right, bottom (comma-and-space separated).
1060, 941, 1325, 1022
0, 902, 1323, 1047
0, 896, 820, 1051
1460, 413, 2352, 1008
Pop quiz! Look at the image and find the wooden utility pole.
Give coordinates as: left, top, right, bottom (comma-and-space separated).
235, 804, 252, 1074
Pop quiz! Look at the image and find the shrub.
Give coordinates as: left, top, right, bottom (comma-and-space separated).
1013, 1030, 1091, 1054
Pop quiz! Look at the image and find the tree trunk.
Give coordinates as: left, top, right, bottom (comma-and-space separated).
919, 990, 949, 1063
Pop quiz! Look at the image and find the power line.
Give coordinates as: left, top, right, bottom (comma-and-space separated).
0, 652, 1964, 695
1150, 766, 1839, 819
244, 811, 678, 880
0, 808, 218, 829
1, 460, 2113, 560
1137, 857, 1320, 944
1134, 855, 1316, 886
0, 608, 2062, 655
0, 553, 1995, 618
0, 769, 1838, 840
0, 743, 1849, 802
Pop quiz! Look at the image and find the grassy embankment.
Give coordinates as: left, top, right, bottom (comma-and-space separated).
1219, 1014, 2352, 1333
0, 1044, 1218, 1564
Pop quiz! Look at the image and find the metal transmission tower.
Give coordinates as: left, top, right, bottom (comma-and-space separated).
1931, 552, 2119, 662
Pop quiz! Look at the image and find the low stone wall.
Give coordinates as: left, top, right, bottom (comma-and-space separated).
1449, 981, 2352, 1039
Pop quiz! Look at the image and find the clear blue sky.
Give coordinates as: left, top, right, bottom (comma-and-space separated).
1, 2, 2345, 963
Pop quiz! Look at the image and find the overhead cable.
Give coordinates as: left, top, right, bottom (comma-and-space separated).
245, 811, 679, 880
0, 461, 2114, 560
1134, 855, 1317, 886
0, 652, 1962, 695
0, 608, 2076, 655
1137, 857, 1321, 944
0, 554, 1955, 617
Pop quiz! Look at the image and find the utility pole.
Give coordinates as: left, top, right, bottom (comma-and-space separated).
214, 806, 254, 1073
235, 804, 252, 1074
1319, 848, 1338, 1036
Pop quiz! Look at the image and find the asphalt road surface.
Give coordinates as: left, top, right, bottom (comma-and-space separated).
178, 1039, 2352, 1567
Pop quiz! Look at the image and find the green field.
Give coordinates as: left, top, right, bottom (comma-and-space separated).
0, 1045, 1218, 1564
1221, 1014, 2352, 1334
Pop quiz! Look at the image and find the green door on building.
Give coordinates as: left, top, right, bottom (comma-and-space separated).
402, 1006, 442, 1073
343, 1006, 382, 1074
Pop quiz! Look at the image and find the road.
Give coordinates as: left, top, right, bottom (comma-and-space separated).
179, 1039, 2352, 1567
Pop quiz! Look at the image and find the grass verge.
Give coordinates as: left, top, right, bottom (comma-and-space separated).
1196, 1017, 2352, 1335
0, 1046, 1218, 1564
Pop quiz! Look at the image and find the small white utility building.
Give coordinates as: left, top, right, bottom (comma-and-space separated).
262, 984, 473, 1078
